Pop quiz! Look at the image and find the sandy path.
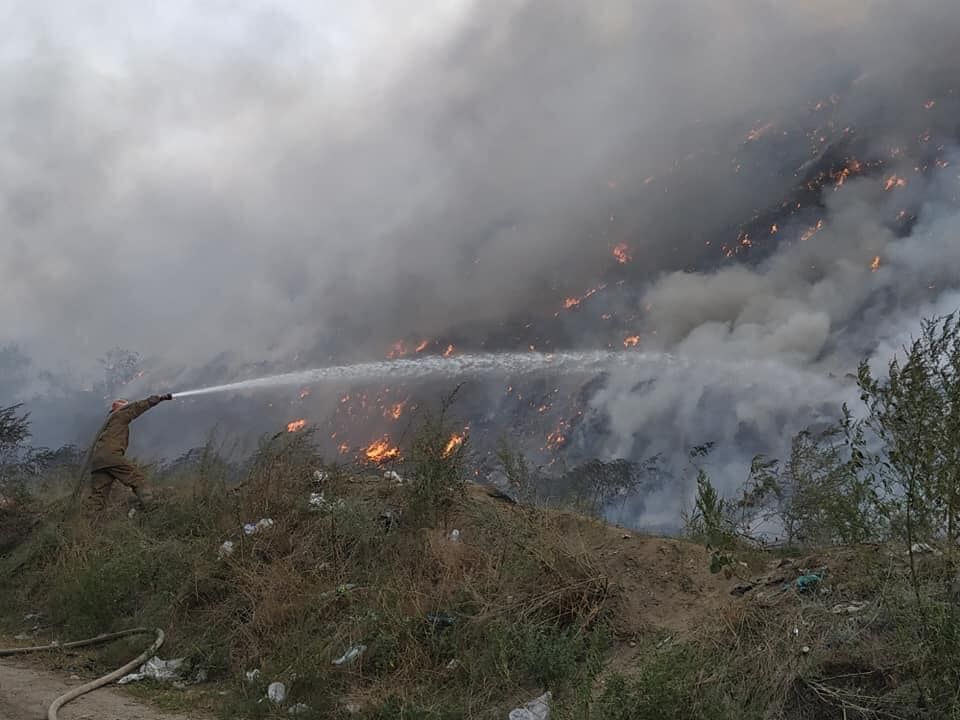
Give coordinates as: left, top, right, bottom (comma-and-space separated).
0, 661, 199, 720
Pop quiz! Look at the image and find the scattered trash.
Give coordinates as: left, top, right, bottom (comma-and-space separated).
384, 470, 404, 484
127, 508, 137, 519
426, 611, 458, 630
621, 533, 631, 540
508, 691, 552, 720
796, 570, 826, 593
832, 601, 869, 615
333, 644, 367, 666
309, 492, 345, 512
655, 635, 673, 649
267, 681, 287, 704
118, 656, 187, 685
257, 517, 275, 532
486, 487, 518, 504
245, 669, 262, 683
448, 529, 462, 543
909, 543, 942, 556
445, 659, 462, 671
343, 702, 362, 715
731, 584, 754, 597
801, 645, 811, 654
218, 541, 235, 559
23, 612, 42, 621
313, 469, 329, 484
244, 518, 275, 536
288, 703, 312, 715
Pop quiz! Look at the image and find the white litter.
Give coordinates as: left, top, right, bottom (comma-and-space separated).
245, 669, 262, 683
508, 691, 552, 720
313, 469, 329, 484
289, 703, 312, 715
448, 529, 462, 543
831, 601, 869, 615
244, 518, 275, 535
333, 644, 366, 666
118, 656, 186, 685
267, 681, 287, 704
909, 542, 942, 556
384, 470, 404, 484
218, 541, 235, 559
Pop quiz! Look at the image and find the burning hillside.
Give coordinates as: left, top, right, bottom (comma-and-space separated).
247, 76, 960, 485
8, 1, 960, 531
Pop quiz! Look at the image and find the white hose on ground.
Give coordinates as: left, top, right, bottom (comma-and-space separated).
0, 627, 164, 720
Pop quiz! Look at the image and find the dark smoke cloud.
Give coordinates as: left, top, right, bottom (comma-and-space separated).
5, 1, 960, 525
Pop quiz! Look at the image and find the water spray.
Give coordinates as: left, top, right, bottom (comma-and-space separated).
172, 350, 673, 398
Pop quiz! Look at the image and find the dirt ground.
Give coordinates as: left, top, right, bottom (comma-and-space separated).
0, 660, 199, 720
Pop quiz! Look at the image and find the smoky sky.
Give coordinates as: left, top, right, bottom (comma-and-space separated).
5, 0, 960, 516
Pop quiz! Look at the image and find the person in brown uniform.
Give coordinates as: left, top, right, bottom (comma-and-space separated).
87, 393, 172, 512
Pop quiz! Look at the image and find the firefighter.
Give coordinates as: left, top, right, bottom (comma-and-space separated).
86, 393, 172, 512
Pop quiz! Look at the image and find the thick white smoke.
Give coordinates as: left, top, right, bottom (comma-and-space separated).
4, 1, 960, 527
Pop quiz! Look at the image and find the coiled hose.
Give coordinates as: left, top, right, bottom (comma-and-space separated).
0, 627, 164, 720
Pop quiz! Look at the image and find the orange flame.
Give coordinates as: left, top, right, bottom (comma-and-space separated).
770, 224, 778, 234
832, 159, 862, 190
337, 442, 350, 455
443, 432, 465, 457
386, 401, 406, 420
546, 424, 569, 450
443, 344, 455, 357
612, 242, 632, 264
386, 341, 408, 359
415, 339, 430, 353
365, 438, 401, 463
800, 219, 824, 242
623, 335, 640, 348
559, 284, 606, 314
746, 121, 774, 142
883, 175, 906, 191
287, 419, 307, 433
870, 255, 881, 272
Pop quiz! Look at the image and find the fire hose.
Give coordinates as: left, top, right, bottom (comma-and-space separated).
0, 627, 164, 720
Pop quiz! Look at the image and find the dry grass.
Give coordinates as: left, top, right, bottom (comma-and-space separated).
4, 432, 960, 719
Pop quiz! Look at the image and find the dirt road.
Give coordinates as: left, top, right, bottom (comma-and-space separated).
0, 661, 198, 720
